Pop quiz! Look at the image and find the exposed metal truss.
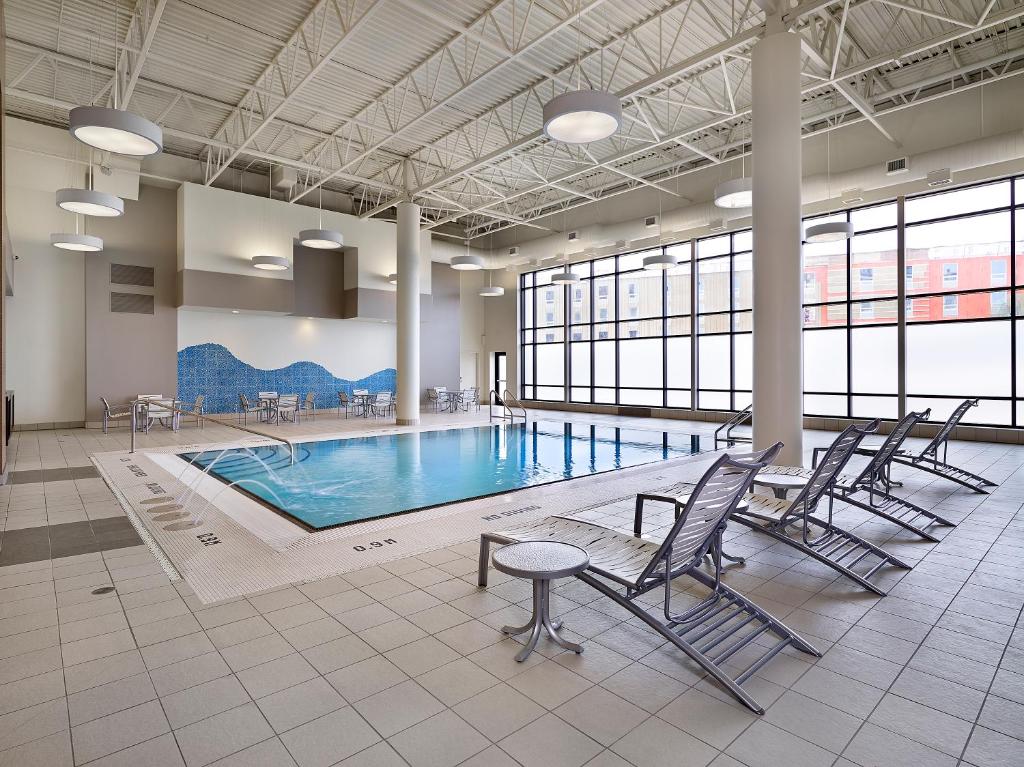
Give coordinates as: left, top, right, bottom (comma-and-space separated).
5, 0, 1023, 237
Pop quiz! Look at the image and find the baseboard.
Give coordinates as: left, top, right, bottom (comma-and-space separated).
13, 421, 86, 432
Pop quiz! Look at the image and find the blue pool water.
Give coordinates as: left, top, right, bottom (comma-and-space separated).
180, 421, 704, 530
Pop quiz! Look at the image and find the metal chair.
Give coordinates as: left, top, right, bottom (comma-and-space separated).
461, 387, 480, 412
731, 421, 911, 595
479, 443, 820, 715
238, 394, 262, 425
180, 395, 206, 429
370, 392, 394, 418
337, 391, 352, 418
299, 392, 316, 420
100, 397, 133, 433
276, 394, 300, 423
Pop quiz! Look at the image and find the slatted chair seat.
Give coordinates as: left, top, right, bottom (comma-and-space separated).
479, 444, 820, 715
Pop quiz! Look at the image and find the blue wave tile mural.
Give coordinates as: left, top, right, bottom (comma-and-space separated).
178, 343, 396, 414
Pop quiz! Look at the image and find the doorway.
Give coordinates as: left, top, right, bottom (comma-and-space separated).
494, 351, 507, 404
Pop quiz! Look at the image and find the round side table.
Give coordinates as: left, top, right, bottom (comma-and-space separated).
752, 473, 808, 500
491, 541, 589, 662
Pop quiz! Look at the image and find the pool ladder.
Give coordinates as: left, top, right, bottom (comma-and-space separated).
489, 389, 527, 424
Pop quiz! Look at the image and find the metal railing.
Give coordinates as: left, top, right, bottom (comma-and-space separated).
714, 403, 753, 450
128, 398, 297, 463
488, 389, 527, 423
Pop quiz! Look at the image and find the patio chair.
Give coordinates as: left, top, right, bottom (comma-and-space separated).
432, 386, 451, 411
180, 395, 205, 429
100, 397, 133, 433
337, 391, 352, 418
237, 394, 262, 425
479, 443, 821, 715
370, 391, 394, 418
863, 399, 997, 494
731, 421, 911, 595
299, 392, 316, 420
714, 404, 752, 449
276, 394, 300, 423
827, 409, 958, 542
461, 388, 480, 412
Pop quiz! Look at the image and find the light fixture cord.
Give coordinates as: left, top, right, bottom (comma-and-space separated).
112, 0, 118, 109
576, 0, 582, 90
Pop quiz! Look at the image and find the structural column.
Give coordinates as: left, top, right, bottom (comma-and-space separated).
751, 24, 803, 465
396, 200, 421, 425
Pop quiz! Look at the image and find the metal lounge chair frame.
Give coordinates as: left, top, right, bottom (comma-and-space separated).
478, 444, 820, 714
714, 404, 752, 449
828, 409, 957, 542
731, 421, 911, 595
878, 399, 996, 494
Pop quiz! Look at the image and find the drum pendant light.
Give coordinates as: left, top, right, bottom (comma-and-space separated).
805, 103, 853, 243
298, 120, 344, 249
541, 1, 620, 144
479, 268, 505, 297
714, 119, 752, 209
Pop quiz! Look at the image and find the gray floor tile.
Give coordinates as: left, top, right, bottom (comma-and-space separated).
499, 712, 603, 767
389, 709, 490, 767
657, 687, 757, 750
83, 733, 185, 767
236, 653, 320, 700
726, 720, 836, 767
72, 699, 170, 764
0, 730, 72, 767
554, 685, 648, 747
279, 706, 380, 767
207, 737, 297, 767
255, 677, 345, 734
868, 693, 974, 756
161, 675, 251, 730
841, 722, 958, 767
173, 703, 274, 767
68, 672, 157, 726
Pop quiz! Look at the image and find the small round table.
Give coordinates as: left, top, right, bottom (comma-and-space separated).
491, 541, 589, 662
753, 473, 808, 500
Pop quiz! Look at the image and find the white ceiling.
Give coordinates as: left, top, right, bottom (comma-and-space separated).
5, 0, 1023, 239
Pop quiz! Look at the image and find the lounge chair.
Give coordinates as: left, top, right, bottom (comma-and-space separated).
731, 421, 911, 595
714, 404, 752, 449
237, 394, 262, 425
861, 399, 997, 494
299, 392, 316, 420
823, 410, 957, 542
478, 443, 821, 715
100, 397, 133, 433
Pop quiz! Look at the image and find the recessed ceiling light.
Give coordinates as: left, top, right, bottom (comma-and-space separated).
251, 255, 289, 271
543, 90, 622, 144
68, 106, 163, 156
56, 188, 124, 217
50, 233, 103, 251
298, 228, 343, 249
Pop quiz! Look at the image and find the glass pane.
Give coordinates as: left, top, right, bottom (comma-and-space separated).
906, 180, 1010, 223
850, 230, 898, 299
666, 337, 691, 390
594, 387, 615, 403
568, 282, 590, 323
1016, 210, 1024, 286
699, 390, 730, 409
907, 320, 1010, 397
733, 313, 752, 332
698, 234, 730, 259
618, 270, 663, 319
666, 264, 692, 316
905, 212, 1011, 295
667, 317, 692, 335
851, 326, 896, 394
850, 299, 897, 325
697, 257, 731, 313
568, 326, 591, 341
804, 328, 847, 393
666, 242, 691, 262
620, 250, 656, 272
733, 253, 752, 311
803, 303, 848, 328
521, 329, 534, 344
620, 389, 662, 406
906, 291, 1010, 322
593, 276, 615, 322
536, 386, 564, 401
733, 334, 752, 391
619, 339, 663, 388
804, 394, 847, 417
593, 322, 615, 340
521, 288, 535, 327
535, 343, 564, 385
851, 202, 897, 232
522, 346, 534, 385
593, 257, 616, 276
733, 230, 752, 253
698, 313, 731, 334
698, 335, 730, 389
570, 261, 591, 279
570, 387, 591, 403
852, 396, 897, 419
803, 238, 847, 304
619, 319, 662, 338
667, 390, 692, 408
908, 396, 1010, 426
535, 327, 564, 343
522, 272, 535, 288
536, 284, 564, 327
570, 342, 591, 386
594, 341, 615, 386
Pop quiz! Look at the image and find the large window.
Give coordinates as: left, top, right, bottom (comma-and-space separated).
521, 176, 1024, 427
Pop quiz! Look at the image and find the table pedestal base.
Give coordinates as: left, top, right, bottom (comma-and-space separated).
502, 578, 582, 662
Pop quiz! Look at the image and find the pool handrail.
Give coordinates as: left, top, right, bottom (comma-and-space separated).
129, 398, 298, 464
502, 389, 527, 423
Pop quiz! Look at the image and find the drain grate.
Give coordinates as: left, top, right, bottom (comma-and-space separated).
91, 586, 116, 595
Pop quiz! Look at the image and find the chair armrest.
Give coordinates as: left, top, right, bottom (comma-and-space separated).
634, 492, 683, 537
810, 446, 829, 469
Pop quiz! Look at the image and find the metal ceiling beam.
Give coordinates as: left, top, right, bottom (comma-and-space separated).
203, 0, 385, 185
290, 0, 614, 204
115, 0, 168, 109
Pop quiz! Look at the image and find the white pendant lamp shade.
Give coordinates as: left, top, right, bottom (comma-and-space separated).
387, 273, 398, 284
643, 252, 678, 270
479, 285, 505, 297
451, 254, 484, 271
542, 90, 622, 144
298, 228, 344, 249
51, 232, 103, 251
714, 177, 752, 209
550, 269, 580, 285
68, 106, 163, 156
804, 220, 854, 243
251, 255, 289, 271
56, 188, 124, 217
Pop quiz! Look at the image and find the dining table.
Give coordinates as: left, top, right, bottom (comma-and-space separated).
135, 395, 179, 431
257, 392, 280, 423
351, 393, 374, 417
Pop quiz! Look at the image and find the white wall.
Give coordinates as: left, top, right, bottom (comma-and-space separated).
178, 310, 395, 380
178, 182, 431, 293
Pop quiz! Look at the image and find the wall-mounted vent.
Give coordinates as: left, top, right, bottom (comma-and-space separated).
841, 188, 864, 204
110, 263, 154, 287
885, 157, 909, 175
567, 231, 578, 241
110, 292, 154, 315
926, 168, 953, 187
644, 215, 658, 228
271, 165, 297, 190
508, 246, 519, 256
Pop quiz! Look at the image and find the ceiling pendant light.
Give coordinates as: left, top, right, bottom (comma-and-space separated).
714, 118, 752, 209
298, 122, 344, 249
479, 267, 504, 297
69, 2, 162, 156
51, 232, 103, 251
56, 188, 124, 217
251, 255, 289, 271
643, 252, 678, 270
451, 254, 484, 271
804, 101, 852, 244
541, 1, 620, 145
